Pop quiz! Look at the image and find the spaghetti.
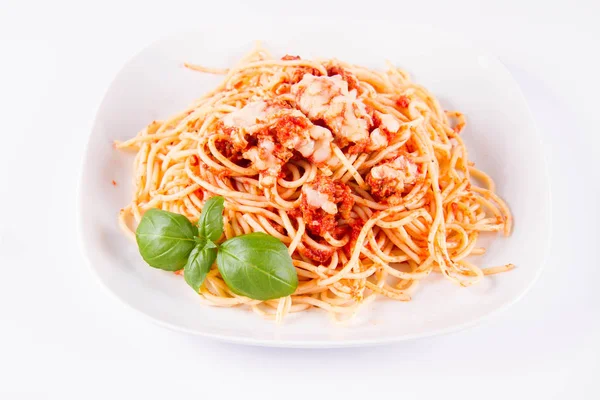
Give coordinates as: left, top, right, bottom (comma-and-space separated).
116, 44, 513, 321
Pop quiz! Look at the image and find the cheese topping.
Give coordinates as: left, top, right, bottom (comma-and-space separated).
370, 156, 418, 180
368, 128, 388, 151
242, 138, 278, 171
379, 113, 400, 133
368, 155, 419, 198
222, 101, 269, 129
303, 186, 338, 215
221, 100, 333, 161
292, 74, 372, 145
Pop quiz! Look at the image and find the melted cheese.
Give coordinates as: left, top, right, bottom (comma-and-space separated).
260, 138, 275, 152
294, 75, 347, 120
222, 101, 268, 129
243, 148, 267, 170
221, 99, 334, 164
312, 137, 333, 163
393, 155, 418, 177
243, 138, 279, 171
292, 74, 371, 144
370, 156, 418, 182
309, 125, 332, 140
379, 113, 400, 133
326, 94, 369, 143
303, 186, 338, 215
368, 128, 388, 150
371, 164, 400, 180
296, 140, 315, 157
308, 125, 333, 162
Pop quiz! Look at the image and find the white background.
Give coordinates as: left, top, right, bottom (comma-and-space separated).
1, 0, 598, 398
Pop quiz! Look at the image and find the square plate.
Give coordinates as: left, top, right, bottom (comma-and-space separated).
78, 22, 551, 347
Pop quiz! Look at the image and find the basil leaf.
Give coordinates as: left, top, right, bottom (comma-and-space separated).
184, 239, 217, 292
197, 196, 225, 242
135, 209, 198, 271
217, 232, 298, 300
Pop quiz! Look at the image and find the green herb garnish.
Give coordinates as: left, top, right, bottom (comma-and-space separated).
135, 209, 198, 271
218, 232, 298, 300
135, 196, 298, 300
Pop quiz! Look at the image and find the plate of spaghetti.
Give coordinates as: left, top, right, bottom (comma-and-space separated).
78, 23, 551, 347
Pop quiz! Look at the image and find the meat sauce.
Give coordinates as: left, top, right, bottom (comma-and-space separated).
326, 63, 361, 93
298, 244, 334, 264
300, 175, 353, 237
217, 100, 334, 186
212, 58, 426, 264
365, 155, 420, 204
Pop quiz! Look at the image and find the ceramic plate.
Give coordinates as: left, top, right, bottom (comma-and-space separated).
78, 22, 551, 347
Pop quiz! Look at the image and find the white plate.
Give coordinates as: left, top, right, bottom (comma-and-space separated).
78, 23, 551, 347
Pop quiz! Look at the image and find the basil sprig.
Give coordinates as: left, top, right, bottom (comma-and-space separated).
135, 196, 298, 300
